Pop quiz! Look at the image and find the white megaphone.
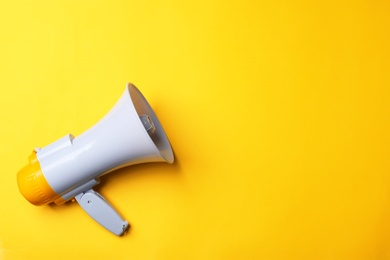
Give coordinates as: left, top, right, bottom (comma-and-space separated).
17, 83, 174, 236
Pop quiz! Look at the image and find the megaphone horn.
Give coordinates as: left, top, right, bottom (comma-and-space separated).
17, 83, 174, 236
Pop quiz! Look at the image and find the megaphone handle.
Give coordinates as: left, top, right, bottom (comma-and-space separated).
75, 189, 129, 236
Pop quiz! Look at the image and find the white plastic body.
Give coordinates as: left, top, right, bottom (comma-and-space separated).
36, 83, 173, 198
34, 83, 173, 235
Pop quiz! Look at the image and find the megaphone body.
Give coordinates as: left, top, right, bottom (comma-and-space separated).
17, 83, 174, 236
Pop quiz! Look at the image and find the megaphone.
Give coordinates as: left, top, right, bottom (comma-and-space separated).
17, 83, 174, 236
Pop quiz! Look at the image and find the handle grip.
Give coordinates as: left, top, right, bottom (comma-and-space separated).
75, 189, 129, 236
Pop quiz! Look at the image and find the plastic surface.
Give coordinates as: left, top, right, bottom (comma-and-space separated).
55, 178, 100, 205
17, 152, 60, 205
75, 189, 129, 236
35, 83, 173, 199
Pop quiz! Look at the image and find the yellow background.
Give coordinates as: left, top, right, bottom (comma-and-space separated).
0, 0, 389, 259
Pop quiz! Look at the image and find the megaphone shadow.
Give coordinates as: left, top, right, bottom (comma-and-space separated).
98, 153, 181, 192
47, 150, 181, 224
46, 152, 180, 236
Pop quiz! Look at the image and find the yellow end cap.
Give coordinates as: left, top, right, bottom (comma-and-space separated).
17, 152, 60, 206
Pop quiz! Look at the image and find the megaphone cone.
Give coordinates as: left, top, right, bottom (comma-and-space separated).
17, 83, 174, 235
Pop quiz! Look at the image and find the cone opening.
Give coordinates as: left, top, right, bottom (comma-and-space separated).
127, 83, 174, 163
